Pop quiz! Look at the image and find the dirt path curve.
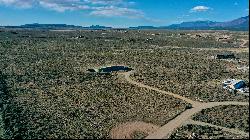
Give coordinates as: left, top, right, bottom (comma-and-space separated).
146, 101, 249, 139
123, 71, 201, 107
185, 120, 249, 137
121, 71, 249, 139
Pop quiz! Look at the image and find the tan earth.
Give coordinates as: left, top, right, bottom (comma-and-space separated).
110, 121, 160, 139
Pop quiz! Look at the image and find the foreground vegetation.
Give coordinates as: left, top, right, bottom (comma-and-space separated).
0, 112, 4, 139
1, 72, 188, 139
193, 105, 249, 132
170, 124, 248, 139
0, 29, 248, 138
130, 48, 249, 102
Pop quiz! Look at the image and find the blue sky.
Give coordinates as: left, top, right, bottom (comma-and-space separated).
0, 0, 249, 27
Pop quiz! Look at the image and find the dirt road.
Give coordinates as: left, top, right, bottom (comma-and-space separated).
123, 71, 201, 107
145, 102, 249, 139
121, 71, 249, 139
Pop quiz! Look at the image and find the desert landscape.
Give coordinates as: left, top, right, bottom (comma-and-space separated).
0, 29, 249, 139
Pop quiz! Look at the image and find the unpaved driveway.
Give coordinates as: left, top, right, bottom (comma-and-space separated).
123, 71, 201, 107
121, 71, 249, 139
145, 102, 249, 139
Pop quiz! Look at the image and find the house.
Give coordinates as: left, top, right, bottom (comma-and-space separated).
216, 54, 236, 59
218, 37, 228, 40
98, 66, 133, 73
195, 34, 202, 38
223, 79, 249, 93
87, 66, 133, 73
87, 69, 98, 72
217, 35, 230, 41
75, 35, 84, 39
146, 38, 153, 41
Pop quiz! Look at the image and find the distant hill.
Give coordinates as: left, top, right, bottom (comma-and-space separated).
212, 16, 249, 28
1, 16, 249, 31
129, 26, 157, 29
20, 23, 82, 29
166, 16, 249, 30
2, 23, 112, 30
167, 21, 219, 29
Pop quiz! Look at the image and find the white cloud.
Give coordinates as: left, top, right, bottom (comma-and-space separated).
84, 0, 124, 5
190, 6, 211, 12
0, 0, 144, 18
39, 1, 72, 12
38, 0, 90, 12
90, 6, 144, 18
0, 0, 165, 21
0, 0, 34, 8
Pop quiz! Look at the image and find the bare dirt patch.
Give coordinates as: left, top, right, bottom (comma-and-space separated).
110, 121, 160, 139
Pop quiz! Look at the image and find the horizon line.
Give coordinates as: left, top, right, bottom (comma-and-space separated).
1, 14, 248, 28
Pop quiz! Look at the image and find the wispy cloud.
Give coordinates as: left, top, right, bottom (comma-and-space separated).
38, 0, 91, 12
90, 6, 144, 18
0, 0, 34, 8
190, 6, 211, 12
84, 0, 124, 5
177, 14, 190, 19
0, 0, 145, 18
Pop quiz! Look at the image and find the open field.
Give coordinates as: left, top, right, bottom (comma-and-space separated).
0, 29, 249, 139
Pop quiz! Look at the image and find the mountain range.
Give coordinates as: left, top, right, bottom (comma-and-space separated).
163, 15, 249, 30
1, 15, 249, 31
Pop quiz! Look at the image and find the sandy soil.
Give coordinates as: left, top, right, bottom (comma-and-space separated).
110, 121, 160, 139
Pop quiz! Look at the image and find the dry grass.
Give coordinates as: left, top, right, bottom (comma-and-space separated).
193, 105, 249, 132
1, 72, 188, 139
170, 124, 249, 139
130, 49, 249, 102
0, 29, 248, 138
